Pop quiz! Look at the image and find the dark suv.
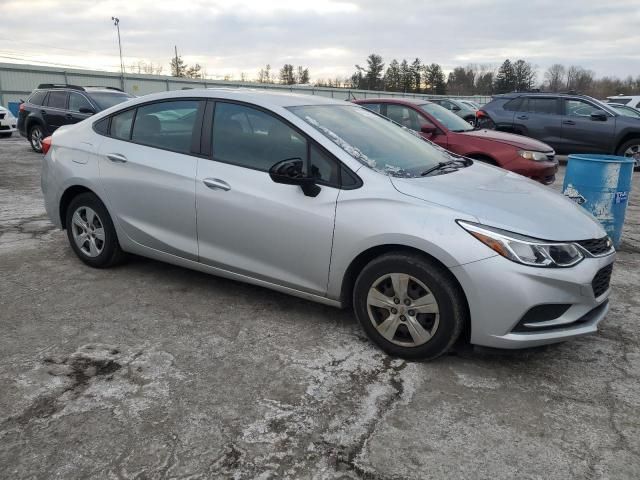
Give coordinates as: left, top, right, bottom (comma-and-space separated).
18, 84, 133, 152
478, 92, 640, 166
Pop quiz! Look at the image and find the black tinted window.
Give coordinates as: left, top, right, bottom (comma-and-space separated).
29, 90, 47, 106
131, 100, 200, 154
212, 102, 307, 171
68, 93, 93, 113
110, 109, 134, 140
93, 117, 109, 135
47, 91, 67, 109
88, 92, 133, 110
521, 97, 557, 114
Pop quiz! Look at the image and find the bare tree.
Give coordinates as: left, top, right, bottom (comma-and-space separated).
544, 64, 566, 92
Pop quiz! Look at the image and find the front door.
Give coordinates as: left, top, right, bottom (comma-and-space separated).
559, 98, 616, 153
196, 101, 339, 295
511, 96, 563, 150
98, 99, 203, 259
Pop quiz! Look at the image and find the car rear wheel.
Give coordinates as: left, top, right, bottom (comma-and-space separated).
617, 139, 640, 169
28, 124, 44, 152
65, 193, 125, 268
353, 252, 466, 360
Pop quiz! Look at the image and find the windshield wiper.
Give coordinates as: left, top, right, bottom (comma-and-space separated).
420, 157, 472, 176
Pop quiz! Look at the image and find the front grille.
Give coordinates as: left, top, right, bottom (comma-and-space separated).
546, 153, 555, 162
577, 237, 613, 256
0, 125, 9, 131
592, 264, 613, 298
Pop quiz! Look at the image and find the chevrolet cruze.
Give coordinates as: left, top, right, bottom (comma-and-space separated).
41, 89, 615, 359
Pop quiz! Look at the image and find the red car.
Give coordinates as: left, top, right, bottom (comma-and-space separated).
354, 98, 558, 184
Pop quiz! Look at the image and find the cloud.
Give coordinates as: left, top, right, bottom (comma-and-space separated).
1, 0, 638, 80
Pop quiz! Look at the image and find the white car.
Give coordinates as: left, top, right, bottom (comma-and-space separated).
606, 95, 640, 110
0, 105, 17, 137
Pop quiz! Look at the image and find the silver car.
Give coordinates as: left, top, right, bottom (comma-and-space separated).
41, 89, 615, 359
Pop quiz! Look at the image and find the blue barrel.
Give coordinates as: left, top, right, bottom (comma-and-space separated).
562, 154, 634, 247
7, 101, 20, 117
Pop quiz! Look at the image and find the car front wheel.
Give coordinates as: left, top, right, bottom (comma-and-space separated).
28, 124, 44, 152
617, 139, 640, 169
65, 193, 125, 268
353, 252, 466, 360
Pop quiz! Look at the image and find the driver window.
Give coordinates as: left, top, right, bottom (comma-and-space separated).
566, 99, 602, 117
212, 102, 307, 171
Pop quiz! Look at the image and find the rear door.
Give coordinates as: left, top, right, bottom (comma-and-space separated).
512, 96, 562, 149
559, 98, 616, 153
43, 90, 69, 133
98, 99, 204, 260
195, 100, 340, 295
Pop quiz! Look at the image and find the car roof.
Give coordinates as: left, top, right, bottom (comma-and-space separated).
355, 97, 430, 106
123, 88, 349, 109
607, 95, 640, 99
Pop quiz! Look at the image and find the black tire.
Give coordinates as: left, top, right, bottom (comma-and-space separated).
464, 116, 476, 127
65, 193, 125, 268
616, 138, 640, 170
353, 252, 466, 360
28, 124, 44, 153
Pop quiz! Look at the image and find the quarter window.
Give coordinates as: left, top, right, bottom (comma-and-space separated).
309, 144, 340, 184
68, 93, 94, 113
131, 100, 200, 154
110, 109, 135, 140
212, 102, 307, 171
46, 91, 68, 109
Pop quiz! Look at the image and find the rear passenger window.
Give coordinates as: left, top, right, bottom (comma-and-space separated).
212, 102, 307, 171
47, 91, 68, 109
28, 90, 47, 106
110, 109, 134, 140
522, 98, 557, 115
131, 100, 200, 154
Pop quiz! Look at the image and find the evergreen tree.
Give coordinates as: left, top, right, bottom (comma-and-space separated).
279, 64, 296, 84
424, 63, 446, 94
365, 53, 385, 90
400, 59, 412, 93
384, 59, 401, 91
170, 54, 187, 77
411, 58, 422, 93
513, 59, 536, 91
494, 59, 515, 93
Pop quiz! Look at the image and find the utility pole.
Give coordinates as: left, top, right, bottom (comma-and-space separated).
112, 17, 125, 91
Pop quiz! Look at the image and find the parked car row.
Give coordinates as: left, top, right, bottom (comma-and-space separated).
17, 83, 133, 152
478, 92, 640, 168
40, 88, 614, 360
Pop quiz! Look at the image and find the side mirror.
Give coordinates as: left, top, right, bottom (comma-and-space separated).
79, 107, 96, 115
269, 158, 321, 197
421, 124, 437, 135
590, 110, 607, 121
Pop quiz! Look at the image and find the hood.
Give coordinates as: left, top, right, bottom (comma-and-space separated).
390, 162, 605, 241
461, 129, 553, 152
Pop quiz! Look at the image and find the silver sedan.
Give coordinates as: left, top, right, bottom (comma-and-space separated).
41, 89, 615, 359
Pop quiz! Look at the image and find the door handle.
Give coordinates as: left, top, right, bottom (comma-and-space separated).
562, 120, 576, 125
517, 115, 528, 120
203, 178, 231, 191
106, 153, 128, 163
65, 113, 73, 119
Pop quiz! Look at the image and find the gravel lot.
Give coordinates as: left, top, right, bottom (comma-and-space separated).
1, 135, 639, 479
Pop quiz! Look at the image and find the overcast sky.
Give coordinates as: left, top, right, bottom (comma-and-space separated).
2, 0, 639, 81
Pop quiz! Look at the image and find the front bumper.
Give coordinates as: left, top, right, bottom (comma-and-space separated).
507, 156, 558, 185
451, 252, 615, 349
0, 115, 17, 134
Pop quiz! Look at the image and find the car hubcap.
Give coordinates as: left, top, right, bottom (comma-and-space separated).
31, 128, 42, 150
71, 206, 105, 257
624, 144, 640, 164
366, 273, 440, 347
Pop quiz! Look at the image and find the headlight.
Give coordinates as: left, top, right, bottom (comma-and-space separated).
518, 150, 549, 161
458, 221, 584, 267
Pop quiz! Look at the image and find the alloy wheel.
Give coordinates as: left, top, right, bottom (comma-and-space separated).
366, 273, 440, 347
71, 206, 105, 257
31, 127, 43, 151
624, 144, 640, 166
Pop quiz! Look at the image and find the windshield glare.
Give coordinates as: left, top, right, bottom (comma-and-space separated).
88, 92, 134, 110
288, 105, 450, 176
419, 103, 474, 132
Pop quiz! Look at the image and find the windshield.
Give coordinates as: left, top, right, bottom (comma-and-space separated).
288, 105, 452, 176
419, 103, 474, 132
88, 92, 134, 110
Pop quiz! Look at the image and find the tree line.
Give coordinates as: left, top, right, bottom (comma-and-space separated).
166, 49, 640, 98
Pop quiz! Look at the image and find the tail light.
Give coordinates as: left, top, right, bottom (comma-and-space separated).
41, 136, 52, 155
476, 110, 487, 118
19, 103, 25, 112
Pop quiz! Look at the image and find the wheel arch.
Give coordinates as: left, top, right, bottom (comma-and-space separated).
59, 185, 98, 229
615, 133, 640, 155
